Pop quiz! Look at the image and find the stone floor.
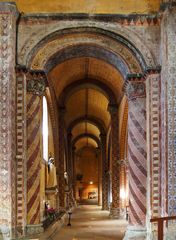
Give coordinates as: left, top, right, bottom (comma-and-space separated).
34, 205, 127, 240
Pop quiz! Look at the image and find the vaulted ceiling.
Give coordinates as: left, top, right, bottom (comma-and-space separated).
48, 56, 124, 151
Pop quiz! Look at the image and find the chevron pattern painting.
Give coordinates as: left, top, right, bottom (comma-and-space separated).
128, 97, 147, 226
27, 93, 41, 224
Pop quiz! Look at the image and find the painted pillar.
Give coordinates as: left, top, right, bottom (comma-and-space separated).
26, 71, 46, 234
16, 66, 27, 238
100, 133, 109, 210
161, 5, 176, 218
58, 107, 66, 209
124, 75, 147, 238
108, 105, 121, 218
145, 69, 161, 220
0, 3, 18, 239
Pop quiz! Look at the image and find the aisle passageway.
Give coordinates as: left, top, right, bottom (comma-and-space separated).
49, 205, 127, 240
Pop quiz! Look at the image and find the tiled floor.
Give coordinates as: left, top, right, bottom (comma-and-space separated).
39, 205, 127, 240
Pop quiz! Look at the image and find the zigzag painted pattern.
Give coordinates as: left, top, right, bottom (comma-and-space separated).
27, 93, 41, 224
128, 98, 147, 226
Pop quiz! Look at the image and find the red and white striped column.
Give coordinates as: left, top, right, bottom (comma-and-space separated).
26, 71, 46, 228
124, 75, 147, 237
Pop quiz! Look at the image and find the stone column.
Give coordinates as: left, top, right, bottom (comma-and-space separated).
67, 132, 73, 185
0, 3, 18, 239
72, 146, 77, 199
108, 105, 121, 218
26, 71, 46, 234
100, 134, 109, 210
124, 75, 147, 238
58, 107, 66, 209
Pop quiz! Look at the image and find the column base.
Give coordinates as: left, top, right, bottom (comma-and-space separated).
109, 206, 121, 219
25, 224, 44, 236
123, 225, 147, 240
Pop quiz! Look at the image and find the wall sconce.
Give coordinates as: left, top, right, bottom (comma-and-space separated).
89, 181, 93, 185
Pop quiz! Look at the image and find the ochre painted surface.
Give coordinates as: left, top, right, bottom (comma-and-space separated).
4, 0, 160, 14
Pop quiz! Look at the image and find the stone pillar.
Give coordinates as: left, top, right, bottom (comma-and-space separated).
145, 69, 161, 222
100, 134, 109, 210
96, 147, 102, 206
72, 146, 77, 199
108, 105, 121, 218
119, 159, 127, 212
0, 3, 18, 239
124, 75, 147, 239
16, 66, 27, 238
161, 5, 176, 218
58, 107, 66, 209
67, 132, 73, 185
26, 71, 46, 234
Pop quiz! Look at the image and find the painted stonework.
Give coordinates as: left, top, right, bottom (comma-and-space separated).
0, 3, 18, 239
145, 70, 161, 219
26, 71, 46, 227
17, 18, 157, 70
108, 105, 121, 218
161, 6, 176, 217
124, 76, 147, 227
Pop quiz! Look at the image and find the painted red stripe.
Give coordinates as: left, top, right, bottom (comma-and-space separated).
27, 163, 40, 190
128, 145, 147, 177
27, 103, 40, 127
129, 129, 147, 159
129, 164, 146, 196
27, 183, 40, 211
27, 141, 40, 171
30, 202, 40, 224
27, 94, 37, 112
129, 200, 143, 225
129, 183, 146, 214
27, 123, 40, 147
129, 111, 146, 139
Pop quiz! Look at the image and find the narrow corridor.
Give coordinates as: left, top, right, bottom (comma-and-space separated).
42, 205, 127, 240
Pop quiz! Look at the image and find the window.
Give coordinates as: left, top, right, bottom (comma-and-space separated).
43, 96, 48, 161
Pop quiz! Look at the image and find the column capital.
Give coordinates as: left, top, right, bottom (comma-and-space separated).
124, 74, 146, 101
26, 70, 47, 96
0, 2, 19, 18
107, 104, 118, 116
144, 66, 161, 77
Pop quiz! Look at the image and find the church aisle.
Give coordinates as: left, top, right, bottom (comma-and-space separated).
49, 205, 127, 240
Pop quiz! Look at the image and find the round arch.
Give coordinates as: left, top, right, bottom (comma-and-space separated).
68, 115, 106, 135
25, 26, 155, 75
59, 78, 117, 107
72, 133, 101, 149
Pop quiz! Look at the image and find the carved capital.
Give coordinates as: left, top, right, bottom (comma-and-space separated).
26, 70, 47, 96
124, 74, 146, 101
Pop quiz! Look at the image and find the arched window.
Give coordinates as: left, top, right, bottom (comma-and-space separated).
43, 96, 48, 161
